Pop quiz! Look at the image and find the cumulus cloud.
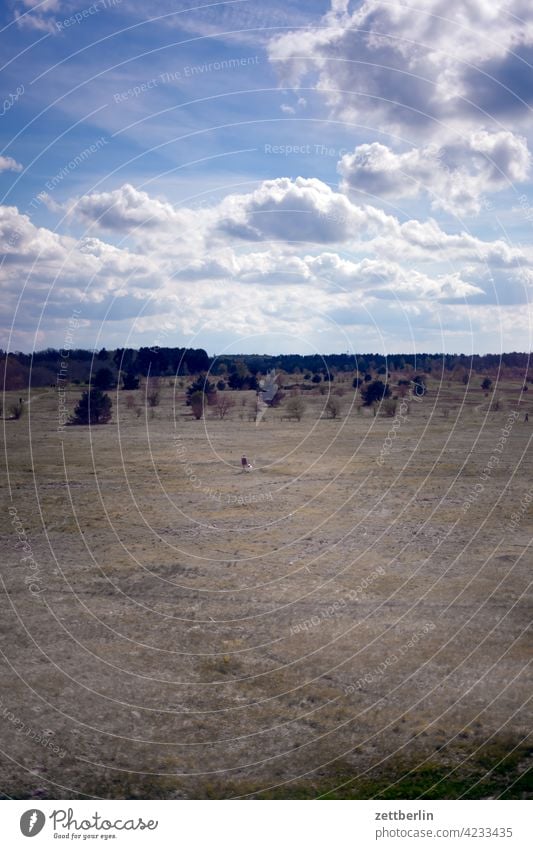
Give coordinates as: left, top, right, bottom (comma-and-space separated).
268, 0, 533, 135
72, 183, 184, 232
214, 176, 391, 243
72, 177, 395, 247
0, 205, 166, 327
67, 178, 532, 272
338, 131, 531, 215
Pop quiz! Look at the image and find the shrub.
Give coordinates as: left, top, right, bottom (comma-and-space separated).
71, 389, 112, 425
481, 377, 493, 391
361, 379, 391, 406
146, 376, 161, 407
311, 374, 322, 383
187, 375, 216, 404
325, 397, 342, 418
217, 380, 226, 391
285, 396, 306, 421
412, 375, 427, 397
190, 390, 205, 419
380, 399, 397, 417
214, 395, 235, 419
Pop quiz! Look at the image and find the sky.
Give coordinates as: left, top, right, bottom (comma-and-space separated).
1, 0, 533, 355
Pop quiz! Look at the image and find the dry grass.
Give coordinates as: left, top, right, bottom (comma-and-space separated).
0, 376, 531, 798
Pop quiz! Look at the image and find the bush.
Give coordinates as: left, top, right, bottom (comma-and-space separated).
361, 379, 391, 406
285, 396, 306, 421
187, 375, 216, 404
217, 380, 226, 391
146, 376, 161, 407
311, 374, 322, 383
380, 399, 397, 417
325, 397, 342, 418
412, 375, 427, 397
214, 395, 235, 419
481, 377, 493, 391
71, 389, 112, 425
190, 390, 205, 419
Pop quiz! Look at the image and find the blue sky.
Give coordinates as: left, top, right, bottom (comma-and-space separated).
1, 0, 533, 354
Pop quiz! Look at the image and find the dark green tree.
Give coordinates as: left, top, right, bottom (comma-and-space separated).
412, 375, 427, 397
361, 379, 391, 406
71, 389, 112, 425
122, 371, 140, 390
186, 375, 216, 405
93, 367, 114, 390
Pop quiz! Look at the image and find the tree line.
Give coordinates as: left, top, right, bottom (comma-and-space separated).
1, 346, 531, 390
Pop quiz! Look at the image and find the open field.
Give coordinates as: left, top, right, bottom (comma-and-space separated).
1, 376, 532, 799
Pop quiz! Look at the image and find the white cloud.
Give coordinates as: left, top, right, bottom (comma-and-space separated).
0, 205, 166, 326
268, 0, 533, 136
0, 156, 23, 173
338, 131, 531, 215
67, 178, 532, 274
214, 176, 391, 244
14, 0, 61, 32
72, 183, 184, 232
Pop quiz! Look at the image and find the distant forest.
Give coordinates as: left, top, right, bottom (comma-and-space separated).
1, 346, 532, 390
